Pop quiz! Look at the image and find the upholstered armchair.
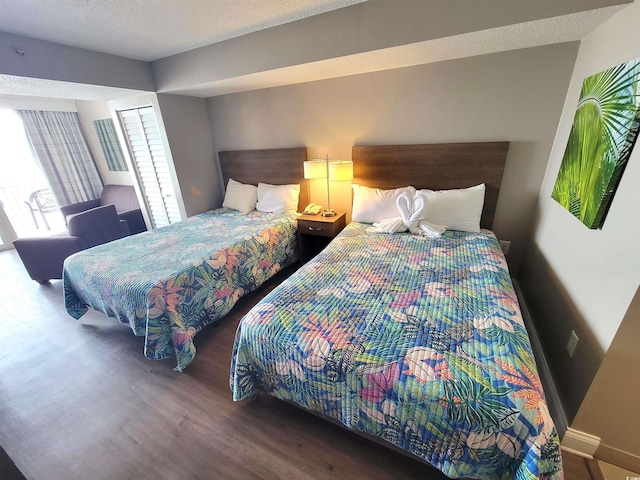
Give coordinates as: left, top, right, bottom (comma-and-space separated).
13, 205, 130, 284
60, 184, 147, 235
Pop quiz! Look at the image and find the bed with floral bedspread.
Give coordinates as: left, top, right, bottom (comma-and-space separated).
230, 222, 562, 479
63, 208, 298, 371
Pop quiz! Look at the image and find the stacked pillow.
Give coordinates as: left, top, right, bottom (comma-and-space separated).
417, 184, 485, 233
255, 182, 300, 214
222, 178, 485, 231
222, 178, 300, 214
222, 178, 258, 213
352, 183, 486, 233
351, 185, 416, 223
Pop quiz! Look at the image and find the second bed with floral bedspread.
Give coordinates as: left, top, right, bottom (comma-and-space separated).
64, 208, 298, 371
231, 222, 562, 479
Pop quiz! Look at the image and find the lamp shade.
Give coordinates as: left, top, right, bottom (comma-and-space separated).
303, 159, 327, 179
328, 160, 353, 182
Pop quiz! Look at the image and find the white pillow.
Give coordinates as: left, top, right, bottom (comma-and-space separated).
351, 184, 416, 223
418, 183, 486, 232
256, 182, 300, 214
222, 178, 258, 213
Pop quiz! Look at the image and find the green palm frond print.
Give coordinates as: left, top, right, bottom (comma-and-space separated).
552, 58, 640, 229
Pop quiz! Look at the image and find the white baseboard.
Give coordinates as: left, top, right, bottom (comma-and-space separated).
561, 427, 601, 458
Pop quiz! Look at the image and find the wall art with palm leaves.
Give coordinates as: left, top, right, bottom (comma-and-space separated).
552, 58, 640, 229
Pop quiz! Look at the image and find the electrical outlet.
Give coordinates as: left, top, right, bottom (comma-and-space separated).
499, 240, 511, 255
566, 330, 579, 357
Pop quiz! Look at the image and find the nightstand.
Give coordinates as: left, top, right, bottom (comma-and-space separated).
297, 212, 346, 263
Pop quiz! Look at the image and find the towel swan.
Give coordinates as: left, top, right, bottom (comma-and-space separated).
373, 192, 446, 238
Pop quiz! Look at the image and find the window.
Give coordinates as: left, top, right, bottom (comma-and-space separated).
93, 118, 128, 172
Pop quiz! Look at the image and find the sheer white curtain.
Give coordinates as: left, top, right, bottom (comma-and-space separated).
17, 110, 103, 206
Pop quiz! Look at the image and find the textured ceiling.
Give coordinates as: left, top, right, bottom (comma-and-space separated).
166, 7, 622, 98
0, 0, 629, 101
0, 0, 366, 61
0, 74, 149, 101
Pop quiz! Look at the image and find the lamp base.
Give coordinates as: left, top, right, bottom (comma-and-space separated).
322, 209, 336, 217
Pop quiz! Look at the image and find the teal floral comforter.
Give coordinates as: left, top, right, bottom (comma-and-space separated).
63, 208, 298, 371
231, 222, 563, 479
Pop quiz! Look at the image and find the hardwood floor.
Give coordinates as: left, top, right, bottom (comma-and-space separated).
0, 249, 591, 479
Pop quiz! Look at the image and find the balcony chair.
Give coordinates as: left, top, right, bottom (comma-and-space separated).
13, 204, 130, 284
24, 188, 59, 230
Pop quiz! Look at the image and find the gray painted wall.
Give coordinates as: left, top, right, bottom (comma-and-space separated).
206, 43, 579, 275
573, 286, 640, 469
0, 31, 155, 91
519, 1, 640, 453
153, 0, 623, 94
155, 94, 219, 215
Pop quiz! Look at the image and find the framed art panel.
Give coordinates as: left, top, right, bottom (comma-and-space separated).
551, 58, 640, 229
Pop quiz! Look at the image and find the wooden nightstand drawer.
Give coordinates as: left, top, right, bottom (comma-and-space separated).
298, 219, 336, 237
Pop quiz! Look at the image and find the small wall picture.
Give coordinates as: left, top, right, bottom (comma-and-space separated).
552, 58, 640, 229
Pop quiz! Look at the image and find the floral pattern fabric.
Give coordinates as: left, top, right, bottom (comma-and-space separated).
230, 222, 563, 479
63, 208, 298, 371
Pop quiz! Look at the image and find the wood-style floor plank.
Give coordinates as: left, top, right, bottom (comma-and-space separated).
1, 249, 589, 479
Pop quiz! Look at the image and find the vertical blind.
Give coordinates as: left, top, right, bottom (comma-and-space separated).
118, 107, 182, 228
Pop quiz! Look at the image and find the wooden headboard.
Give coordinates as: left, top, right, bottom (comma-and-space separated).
352, 142, 509, 229
218, 147, 308, 211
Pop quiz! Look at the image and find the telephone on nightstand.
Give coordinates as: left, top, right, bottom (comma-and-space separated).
302, 203, 323, 215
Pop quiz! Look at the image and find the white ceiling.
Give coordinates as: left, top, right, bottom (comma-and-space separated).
0, 74, 150, 101
0, 0, 366, 62
0, 0, 630, 100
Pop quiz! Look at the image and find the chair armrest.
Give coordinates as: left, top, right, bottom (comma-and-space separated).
118, 219, 130, 238
60, 199, 101, 220
68, 204, 130, 248
118, 209, 147, 235
13, 235, 87, 283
